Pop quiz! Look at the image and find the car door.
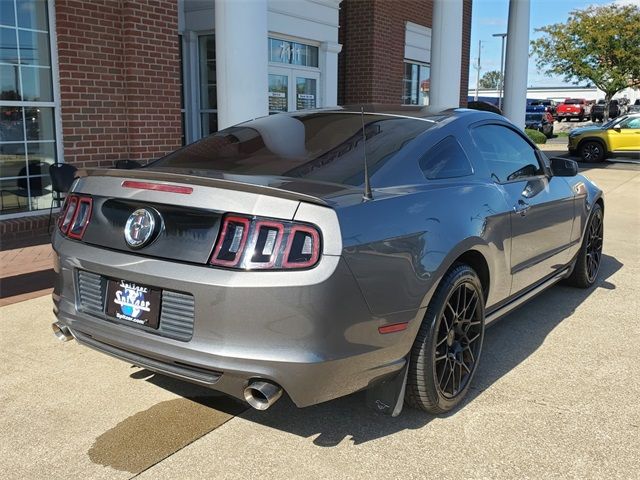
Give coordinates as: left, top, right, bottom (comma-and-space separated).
607, 116, 640, 152
469, 123, 576, 295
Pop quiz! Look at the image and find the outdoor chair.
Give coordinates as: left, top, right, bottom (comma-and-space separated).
48, 163, 78, 232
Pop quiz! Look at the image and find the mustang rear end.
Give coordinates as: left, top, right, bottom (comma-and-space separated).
51, 170, 414, 410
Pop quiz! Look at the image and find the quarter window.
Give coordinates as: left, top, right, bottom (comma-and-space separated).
419, 136, 473, 180
470, 125, 543, 183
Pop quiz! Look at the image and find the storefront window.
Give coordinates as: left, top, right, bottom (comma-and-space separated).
403, 61, 430, 106
1, 0, 57, 216
199, 34, 217, 136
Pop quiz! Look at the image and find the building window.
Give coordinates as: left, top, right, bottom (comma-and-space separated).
268, 38, 318, 67
402, 61, 430, 106
199, 34, 217, 137
1, 0, 58, 216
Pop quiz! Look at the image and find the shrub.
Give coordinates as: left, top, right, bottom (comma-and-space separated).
525, 128, 547, 144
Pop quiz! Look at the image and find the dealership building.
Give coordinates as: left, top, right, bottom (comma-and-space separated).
0, 0, 476, 241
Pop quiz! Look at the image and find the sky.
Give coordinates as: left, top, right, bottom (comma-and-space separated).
469, 0, 634, 89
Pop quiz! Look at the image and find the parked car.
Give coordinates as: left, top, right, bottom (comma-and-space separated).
525, 111, 554, 138
51, 107, 604, 417
556, 98, 592, 122
528, 99, 557, 118
568, 113, 640, 162
591, 99, 621, 122
628, 99, 640, 114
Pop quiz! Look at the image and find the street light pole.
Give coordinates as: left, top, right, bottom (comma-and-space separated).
493, 32, 507, 111
474, 40, 482, 101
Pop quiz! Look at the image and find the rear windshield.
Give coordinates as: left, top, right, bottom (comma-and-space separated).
151, 113, 434, 186
564, 99, 581, 104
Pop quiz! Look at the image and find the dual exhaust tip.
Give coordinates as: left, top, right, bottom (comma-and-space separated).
53, 321, 282, 410
243, 380, 283, 410
52, 322, 73, 342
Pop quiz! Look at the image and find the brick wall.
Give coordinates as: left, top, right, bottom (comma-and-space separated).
1, 0, 182, 243
0, 214, 51, 245
338, 0, 472, 107
55, 0, 181, 169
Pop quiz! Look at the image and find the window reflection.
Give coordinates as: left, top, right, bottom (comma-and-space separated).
0, 1, 57, 215
0, 65, 21, 100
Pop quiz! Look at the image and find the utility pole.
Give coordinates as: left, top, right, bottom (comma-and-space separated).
473, 40, 482, 101
492, 32, 507, 111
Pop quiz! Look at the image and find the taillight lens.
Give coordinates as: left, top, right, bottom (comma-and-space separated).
58, 194, 92, 239
210, 215, 321, 270
58, 196, 77, 234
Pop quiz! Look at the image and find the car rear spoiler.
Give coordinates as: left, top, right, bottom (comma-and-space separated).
80, 168, 330, 206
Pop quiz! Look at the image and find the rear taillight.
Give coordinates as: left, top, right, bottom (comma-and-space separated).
210, 214, 321, 270
58, 194, 92, 240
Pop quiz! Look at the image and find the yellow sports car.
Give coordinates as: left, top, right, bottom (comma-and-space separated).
568, 113, 640, 162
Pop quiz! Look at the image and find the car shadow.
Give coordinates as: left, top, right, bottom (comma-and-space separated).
133, 253, 622, 446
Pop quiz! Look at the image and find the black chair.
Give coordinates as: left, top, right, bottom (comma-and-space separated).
0, 163, 53, 213
115, 159, 142, 169
48, 163, 78, 232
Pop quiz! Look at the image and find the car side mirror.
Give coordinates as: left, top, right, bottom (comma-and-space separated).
612, 125, 621, 132
550, 157, 579, 177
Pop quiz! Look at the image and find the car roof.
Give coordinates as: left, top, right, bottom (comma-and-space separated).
287, 105, 498, 123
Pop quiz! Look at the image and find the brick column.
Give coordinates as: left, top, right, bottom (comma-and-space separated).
121, 0, 182, 161
338, 0, 472, 108
55, 0, 181, 169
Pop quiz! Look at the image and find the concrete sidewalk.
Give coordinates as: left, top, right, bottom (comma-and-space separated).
0, 166, 638, 479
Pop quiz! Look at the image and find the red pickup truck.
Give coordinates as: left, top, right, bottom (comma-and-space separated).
556, 98, 592, 122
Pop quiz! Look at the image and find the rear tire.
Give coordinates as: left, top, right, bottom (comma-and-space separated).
567, 203, 603, 288
580, 141, 605, 163
405, 264, 485, 414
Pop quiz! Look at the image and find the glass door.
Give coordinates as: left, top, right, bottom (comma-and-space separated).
268, 67, 319, 113
295, 76, 318, 110
268, 67, 289, 114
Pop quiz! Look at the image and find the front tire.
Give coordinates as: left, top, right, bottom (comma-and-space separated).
405, 264, 485, 414
580, 141, 605, 162
567, 203, 603, 288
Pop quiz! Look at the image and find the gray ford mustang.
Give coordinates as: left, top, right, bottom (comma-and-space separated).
52, 106, 604, 416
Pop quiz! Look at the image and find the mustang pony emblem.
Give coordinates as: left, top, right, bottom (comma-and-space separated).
124, 208, 156, 248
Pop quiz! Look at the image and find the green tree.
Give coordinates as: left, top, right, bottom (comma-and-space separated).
531, 4, 640, 119
478, 70, 502, 89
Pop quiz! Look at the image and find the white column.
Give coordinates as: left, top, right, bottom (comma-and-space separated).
215, 0, 268, 129
429, 0, 463, 111
319, 41, 342, 107
503, 0, 530, 129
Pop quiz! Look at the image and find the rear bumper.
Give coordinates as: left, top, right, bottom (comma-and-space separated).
52, 232, 420, 407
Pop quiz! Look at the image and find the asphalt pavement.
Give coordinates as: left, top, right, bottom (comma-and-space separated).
0, 166, 638, 480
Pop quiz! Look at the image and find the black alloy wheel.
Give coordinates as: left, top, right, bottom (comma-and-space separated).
567, 203, 604, 288
406, 264, 485, 413
581, 141, 605, 163
585, 208, 604, 283
433, 282, 483, 399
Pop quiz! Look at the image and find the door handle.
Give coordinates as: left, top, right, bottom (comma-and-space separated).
514, 199, 531, 216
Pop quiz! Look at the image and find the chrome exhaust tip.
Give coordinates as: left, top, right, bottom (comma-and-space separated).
243, 380, 283, 410
52, 322, 73, 342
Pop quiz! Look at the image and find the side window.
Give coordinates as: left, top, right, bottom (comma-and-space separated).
419, 136, 473, 180
470, 124, 543, 183
619, 117, 640, 129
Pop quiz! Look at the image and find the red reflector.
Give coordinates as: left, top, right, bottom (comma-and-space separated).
378, 322, 409, 334
122, 180, 193, 194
